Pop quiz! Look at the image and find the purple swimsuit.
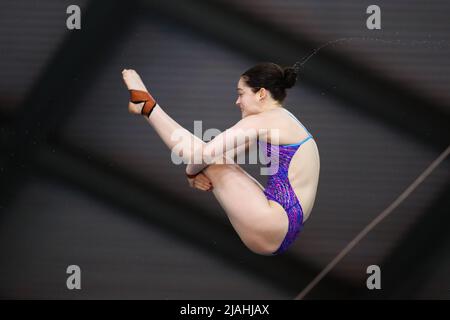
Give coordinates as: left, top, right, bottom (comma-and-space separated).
260, 109, 314, 255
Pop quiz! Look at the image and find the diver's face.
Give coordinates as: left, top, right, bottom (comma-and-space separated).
235, 78, 261, 118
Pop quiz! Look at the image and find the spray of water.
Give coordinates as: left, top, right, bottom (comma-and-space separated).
296, 36, 450, 69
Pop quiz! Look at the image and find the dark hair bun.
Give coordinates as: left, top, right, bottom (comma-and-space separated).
282, 67, 297, 89
282, 62, 301, 89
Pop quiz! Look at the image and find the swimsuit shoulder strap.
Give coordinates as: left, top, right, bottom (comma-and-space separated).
282, 108, 313, 138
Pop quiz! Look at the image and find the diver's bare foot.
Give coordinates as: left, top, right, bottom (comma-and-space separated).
122, 69, 150, 115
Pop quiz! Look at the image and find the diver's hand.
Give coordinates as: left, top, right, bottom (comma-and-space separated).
187, 172, 213, 192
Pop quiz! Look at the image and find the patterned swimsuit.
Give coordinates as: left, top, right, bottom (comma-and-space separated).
260, 109, 314, 254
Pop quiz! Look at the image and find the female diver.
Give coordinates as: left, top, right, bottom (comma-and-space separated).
122, 62, 320, 255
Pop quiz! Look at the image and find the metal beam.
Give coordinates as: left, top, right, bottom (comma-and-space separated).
0, 0, 135, 208
355, 179, 450, 299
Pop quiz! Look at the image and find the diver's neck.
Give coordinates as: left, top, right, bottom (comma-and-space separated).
261, 102, 282, 112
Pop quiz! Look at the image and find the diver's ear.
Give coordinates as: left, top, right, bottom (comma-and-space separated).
258, 87, 267, 100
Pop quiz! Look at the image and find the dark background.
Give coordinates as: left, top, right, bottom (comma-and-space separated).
0, 0, 449, 299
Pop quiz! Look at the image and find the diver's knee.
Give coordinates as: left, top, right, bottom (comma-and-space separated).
243, 235, 279, 256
